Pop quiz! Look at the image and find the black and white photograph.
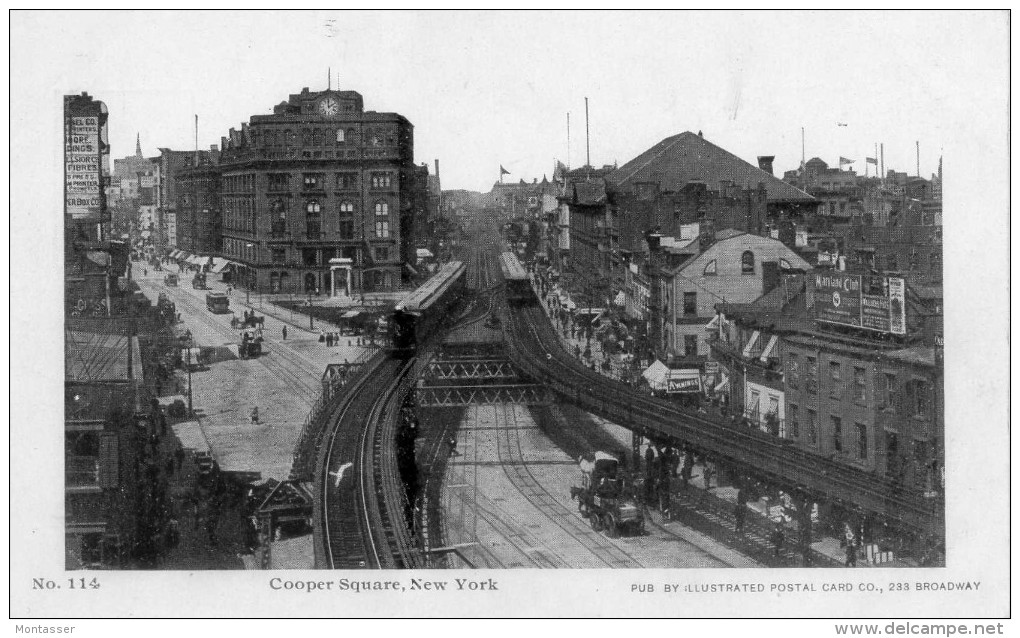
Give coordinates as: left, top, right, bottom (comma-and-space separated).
9, 8, 1011, 627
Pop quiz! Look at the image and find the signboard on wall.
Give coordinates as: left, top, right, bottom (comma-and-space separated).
887, 277, 906, 335
666, 369, 702, 393
814, 273, 862, 327
64, 94, 108, 221
861, 294, 892, 331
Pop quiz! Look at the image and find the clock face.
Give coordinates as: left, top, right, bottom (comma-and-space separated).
318, 97, 339, 116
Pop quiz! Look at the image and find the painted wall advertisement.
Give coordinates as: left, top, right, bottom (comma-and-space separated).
816, 273, 906, 334
814, 273, 862, 327
64, 95, 108, 220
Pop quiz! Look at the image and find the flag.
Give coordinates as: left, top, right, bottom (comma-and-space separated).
500, 165, 511, 176
839, 157, 855, 165
866, 157, 878, 165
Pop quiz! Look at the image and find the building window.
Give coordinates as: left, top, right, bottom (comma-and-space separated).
683, 291, 697, 316
703, 259, 717, 276
831, 416, 843, 453
853, 366, 867, 402
741, 250, 755, 274
302, 248, 318, 267
371, 173, 392, 189
374, 246, 390, 262
268, 173, 290, 192
807, 409, 817, 444
886, 253, 898, 271
908, 380, 930, 418
336, 129, 345, 143
271, 248, 286, 264
374, 201, 390, 237
883, 373, 897, 410
336, 173, 357, 189
303, 173, 323, 190
856, 423, 868, 460
806, 356, 818, 394
829, 361, 842, 398
306, 201, 321, 239
787, 354, 799, 389
683, 335, 697, 357
789, 404, 799, 438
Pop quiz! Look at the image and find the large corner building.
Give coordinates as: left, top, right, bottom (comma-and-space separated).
180, 87, 420, 294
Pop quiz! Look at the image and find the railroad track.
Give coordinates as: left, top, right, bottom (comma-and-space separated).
318, 354, 425, 568
507, 304, 942, 536
495, 403, 642, 568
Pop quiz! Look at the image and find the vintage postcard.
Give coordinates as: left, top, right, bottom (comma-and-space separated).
8, 9, 1011, 628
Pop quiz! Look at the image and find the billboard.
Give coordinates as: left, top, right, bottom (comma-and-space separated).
816, 274, 907, 334
666, 369, 702, 393
814, 273, 862, 327
64, 94, 108, 221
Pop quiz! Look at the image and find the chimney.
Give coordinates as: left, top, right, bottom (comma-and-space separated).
757, 156, 775, 175
434, 159, 440, 179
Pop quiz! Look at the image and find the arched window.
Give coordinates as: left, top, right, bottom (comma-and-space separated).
271, 200, 287, 237
336, 129, 345, 143
338, 201, 354, 238
312, 128, 322, 146
346, 128, 356, 142
703, 259, 717, 276
306, 201, 321, 239
741, 250, 755, 274
301, 128, 311, 146
374, 201, 390, 238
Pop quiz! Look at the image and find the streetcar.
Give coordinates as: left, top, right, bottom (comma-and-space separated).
206, 291, 230, 313
390, 261, 467, 355
499, 251, 534, 306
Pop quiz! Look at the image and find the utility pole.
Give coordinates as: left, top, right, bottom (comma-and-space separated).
566, 112, 571, 171
916, 140, 920, 177
585, 97, 591, 171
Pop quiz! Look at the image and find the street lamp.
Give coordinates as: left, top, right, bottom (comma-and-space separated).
308, 289, 315, 330
245, 243, 255, 305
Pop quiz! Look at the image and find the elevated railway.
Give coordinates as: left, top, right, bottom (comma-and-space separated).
505, 303, 944, 540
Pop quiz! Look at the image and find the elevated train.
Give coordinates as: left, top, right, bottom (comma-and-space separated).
498, 251, 535, 306
390, 261, 467, 355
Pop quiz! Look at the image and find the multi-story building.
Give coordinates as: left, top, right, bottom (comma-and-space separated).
710, 271, 943, 559
174, 150, 220, 257
206, 86, 421, 295
647, 229, 811, 362
155, 149, 197, 251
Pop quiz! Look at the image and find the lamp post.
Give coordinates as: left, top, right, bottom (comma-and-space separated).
308, 290, 315, 330
245, 243, 255, 305
185, 341, 193, 416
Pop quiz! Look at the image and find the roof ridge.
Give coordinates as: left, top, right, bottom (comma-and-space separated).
611, 131, 694, 185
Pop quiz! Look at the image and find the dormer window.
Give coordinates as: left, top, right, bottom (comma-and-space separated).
703, 259, 717, 276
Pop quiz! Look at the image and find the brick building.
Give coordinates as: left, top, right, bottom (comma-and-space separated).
183, 86, 424, 295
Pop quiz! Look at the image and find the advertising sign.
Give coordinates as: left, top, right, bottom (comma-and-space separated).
861, 294, 891, 331
814, 273, 862, 327
666, 369, 702, 394
64, 94, 108, 221
887, 277, 906, 335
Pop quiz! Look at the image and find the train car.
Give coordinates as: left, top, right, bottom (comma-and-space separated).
206, 291, 230, 314
391, 261, 467, 355
499, 251, 535, 306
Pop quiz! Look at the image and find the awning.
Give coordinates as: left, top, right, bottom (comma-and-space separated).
759, 334, 779, 363
404, 262, 419, 277
714, 374, 730, 394
613, 291, 626, 307
209, 259, 229, 274
415, 248, 434, 259
742, 330, 761, 358
666, 369, 703, 394
341, 310, 361, 319
642, 360, 670, 390
704, 314, 720, 330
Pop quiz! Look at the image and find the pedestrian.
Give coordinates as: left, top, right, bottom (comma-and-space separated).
770, 523, 785, 558
250, 406, 260, 425
734, 501, 746, 532
174, 448, 185, 472
703, 462, 713, 490
326, 333, 333, 347
845, 539, 858, 567
680, 453, 693, 489
143, 268, 148, 276
282, 325, 287, 340
644, 445, 655, 478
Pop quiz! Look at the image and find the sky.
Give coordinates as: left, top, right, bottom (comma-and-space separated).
11, 10, 1008, 192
